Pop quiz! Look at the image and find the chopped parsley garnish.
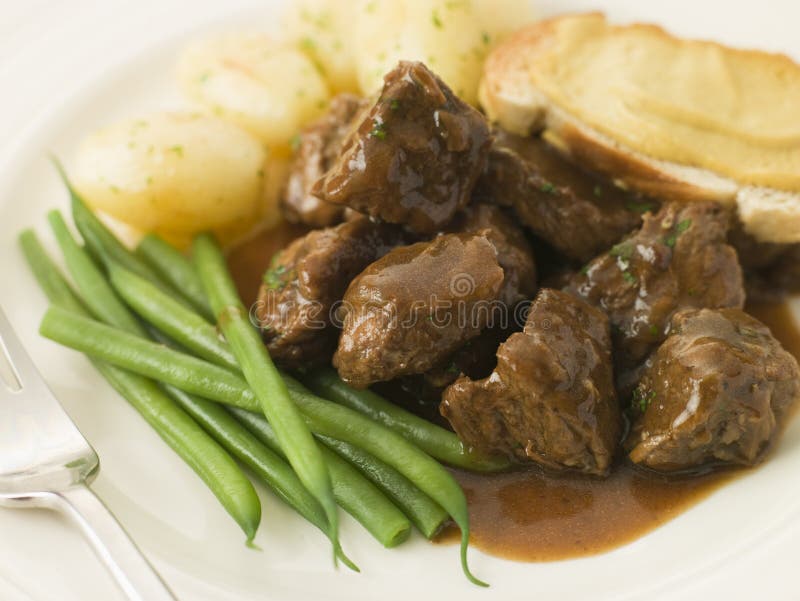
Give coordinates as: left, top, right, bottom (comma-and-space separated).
632, 387, 656, 412
369, 119, 387, 140
609, 241, 634, 260
389, 99, 400, 111
580, 263, 590, 275
481, 31, 490, 45
300, 37, 316, 51
431, 10, 443, 28
446, 362, 460, 375
289, 133, 302, 152
263, 264, 290, 291
593, 185, 603, 197
169, 145, 184, 157
622, 271, 637, 284
664, 218, 692, 247
626, 200, 655, 214
649, 323, 659, 336
539, 181, 557, 194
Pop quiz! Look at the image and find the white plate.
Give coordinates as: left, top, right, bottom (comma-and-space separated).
1, 1, 799, 600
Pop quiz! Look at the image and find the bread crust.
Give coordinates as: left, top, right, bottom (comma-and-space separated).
478, 12, 800, 242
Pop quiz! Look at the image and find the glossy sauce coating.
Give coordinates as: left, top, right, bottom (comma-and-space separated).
228, 223, 800, 562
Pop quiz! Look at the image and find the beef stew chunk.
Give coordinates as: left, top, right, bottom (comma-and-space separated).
333, 232, 504, 388
441, 289, 621, 476
447, 203, 537, 305
281, 94, 366, 227
313, 61, 492, 233
255, 217, 407, 367
565, 202, 745, 372
476, 130, 646, 262
626, 308, 800, 472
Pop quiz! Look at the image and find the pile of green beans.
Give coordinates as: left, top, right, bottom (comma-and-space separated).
23, 173, 491, 586
39, 306, 486, 586
25, 203, 350, 561
230, 408, 411, 549
19, 230, 261, 543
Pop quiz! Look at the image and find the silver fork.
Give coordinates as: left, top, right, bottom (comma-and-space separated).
0, 306, 176, 601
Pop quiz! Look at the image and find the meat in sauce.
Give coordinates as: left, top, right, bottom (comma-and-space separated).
281, 94, 367, 227
313, 61, 492, 234
626, 308, 800, 471
242, 59, 800, 564
447, 203, 537, 306
476, 130, 647, 262
564, 202, 745, 376
442, 289, 621, 476
255, 217, 408, 367
333, 232, 504, 388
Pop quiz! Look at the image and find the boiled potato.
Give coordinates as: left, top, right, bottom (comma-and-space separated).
353, 0, 533, 105
283, 0, 360, 93
177, 32, 330, 152
73, 112, 269, 242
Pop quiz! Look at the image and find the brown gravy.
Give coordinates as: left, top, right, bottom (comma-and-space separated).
227, 223, 800, 563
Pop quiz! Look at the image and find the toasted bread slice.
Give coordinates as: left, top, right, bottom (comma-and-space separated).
478, 13, 800, 243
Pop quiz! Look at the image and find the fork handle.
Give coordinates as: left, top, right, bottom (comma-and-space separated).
46, 485, 177, 601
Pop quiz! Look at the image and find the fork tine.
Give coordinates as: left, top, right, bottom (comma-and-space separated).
0, 306, 46, 394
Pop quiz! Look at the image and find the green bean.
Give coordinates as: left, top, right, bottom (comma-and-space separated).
108, 262, 238, 371
306, 368, 510, 473
192, 233, 340, 560
47, 210, 147, 337
40, 307, 261, 411
39, 308, 486, 586
136, 233, 213, 320
164, 385, 358, 570
231, 408, 411, 548
318, 436, 448, 539
98, 368, 262, 543
21, 232, 261, 542
280, 376, 487, 586
19, 230, 86, 315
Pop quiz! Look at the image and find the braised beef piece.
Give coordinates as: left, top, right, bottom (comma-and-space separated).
626, 308, 800, 472
255, 217, 408, 367
475, 130, 648, 262
333, 232, 504, 388
281, 94, 367, 227
313, 61, 491, 234
447, 203, 537, 305
441, 289, 620, 475
564, 202, 745, 374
